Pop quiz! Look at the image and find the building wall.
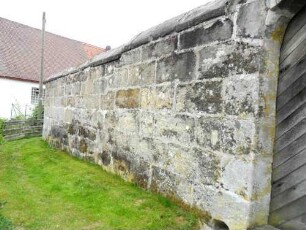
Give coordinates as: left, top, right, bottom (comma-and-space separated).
0, 78, 39, 119
42, 0, 306, 229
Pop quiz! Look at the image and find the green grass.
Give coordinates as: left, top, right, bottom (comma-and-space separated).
0, 137, 200, 230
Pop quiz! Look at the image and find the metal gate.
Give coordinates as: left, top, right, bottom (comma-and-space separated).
269, 5, 306, 229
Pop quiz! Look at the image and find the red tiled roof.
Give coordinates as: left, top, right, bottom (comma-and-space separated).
0, 17, 104, 82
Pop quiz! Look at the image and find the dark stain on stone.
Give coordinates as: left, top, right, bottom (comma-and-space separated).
142, 35, 177, 60
107, 128, 115, 145
156, 51, 196, 83
67, 123, 75, 135
79, 138, 88, 153
78, 126, 96, 141
162, 130, 179, 138
100, 151, 111, 166
112, 148, 131, 171
151, 166, 178, 197
130, 161, 150, 189
191, 81, 222, 113
50, 126, 68, 147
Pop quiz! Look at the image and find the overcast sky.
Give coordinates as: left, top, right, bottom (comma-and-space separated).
0, 0, 213, 49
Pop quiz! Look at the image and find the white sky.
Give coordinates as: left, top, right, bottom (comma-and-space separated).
0, 0, 213, 49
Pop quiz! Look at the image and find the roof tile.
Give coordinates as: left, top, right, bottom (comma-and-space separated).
0, 17, 104, 82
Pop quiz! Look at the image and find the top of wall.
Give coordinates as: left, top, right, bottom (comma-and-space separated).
45, 0, 228, 83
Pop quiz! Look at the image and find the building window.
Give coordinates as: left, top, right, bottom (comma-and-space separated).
31, 87, 45, 104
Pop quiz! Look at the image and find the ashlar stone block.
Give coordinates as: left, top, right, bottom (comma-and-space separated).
237, 1, 267, 38
142, 35, 177, 60
100, 91, 115, 110
120, 47, 142, 66
198, 42, 263, 79
128, 62, 155, 87
179, 19, 233, 50
140, 84, 174, 110
156, 51, 196, 83
223, 74, 260, 117
176, 81, 222, 114
115, 88, 140, 109
196, 117, 256, 155
155, 114, 195, 145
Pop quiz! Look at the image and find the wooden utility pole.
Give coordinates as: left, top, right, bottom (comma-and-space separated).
38, 12, 46, 120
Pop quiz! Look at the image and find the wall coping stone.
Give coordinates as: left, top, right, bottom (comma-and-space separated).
45, 0, 228, 83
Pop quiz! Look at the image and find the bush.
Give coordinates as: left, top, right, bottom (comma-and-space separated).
0, 118, 6, 144
0, 118, 6, 134
31, 105, 44, 120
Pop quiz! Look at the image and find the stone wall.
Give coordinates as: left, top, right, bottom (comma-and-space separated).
43, 0, 303, 229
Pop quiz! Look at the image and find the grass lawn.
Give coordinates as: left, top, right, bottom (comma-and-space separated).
0, 137, 200, 230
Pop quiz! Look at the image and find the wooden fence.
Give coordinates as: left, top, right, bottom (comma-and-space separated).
2, 119, 43, 141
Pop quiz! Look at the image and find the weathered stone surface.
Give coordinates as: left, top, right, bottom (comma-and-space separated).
116, 110, 139, 134
176, 81, 222, 114
112, 146, 132, 180
155, 84, 174, 109
142, 36, 177, 60
79, 138, 88, 153
93, 78, 107, 94
140, 87, 155, 109
100, 91, 115, 110
65, 84, 72, 96
130, 159, 151, 188
89, 66, 102, 80
250, 225, 280, 230
99, 150, 112, 166
84, 95, 99, 110
101, 62, 116, 77
110, 68, 128, 88
128, 62, 155, 86
139, 111, 154, 138
192, 184, 251, 230
237, 1, 267, 38
120, 47, 142, 66
82, 79, 95, 96
193, 147, 221, 185
196, 117, 256, 155
78, 125, 96, 141
221, 156, 254, 199
155, 114, 195, 145
140, 84, 174, 110
72, 82, 81, 95
66, 96, 75, 107
223, 74, 260, 117
64, 108, 73, 123
179, 19, 233, 50
198, 42, 263, 79
150, 166, 179, 196
115, 88, 140, 108
152, 144, 197, 180
156, 51, 196, 83
49, 125, 68, 148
